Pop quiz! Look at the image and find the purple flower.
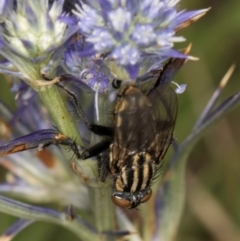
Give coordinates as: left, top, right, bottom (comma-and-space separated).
72, 0, 208, 79
0, 0, 77, 80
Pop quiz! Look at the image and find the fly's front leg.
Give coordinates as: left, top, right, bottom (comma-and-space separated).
80, 140, 111, 182
0, 129, 80, 158
56, 82, 91, 127
56, 82, 114, 137
81, 139, 111, 160
56, 79, 114, 172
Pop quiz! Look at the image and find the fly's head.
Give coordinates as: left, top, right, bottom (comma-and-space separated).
111, 186, 152, 209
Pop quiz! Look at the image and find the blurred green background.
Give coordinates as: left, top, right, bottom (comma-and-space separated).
0, 1, 240, 240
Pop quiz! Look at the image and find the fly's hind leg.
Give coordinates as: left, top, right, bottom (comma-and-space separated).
97, 151, 110, 182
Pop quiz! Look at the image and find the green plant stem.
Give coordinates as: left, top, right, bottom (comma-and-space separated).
0, 195, 99, 240
35, 83, 84, 177
158, 143, 192, 241
37, 84, 82, 145
88, 186, 116, 237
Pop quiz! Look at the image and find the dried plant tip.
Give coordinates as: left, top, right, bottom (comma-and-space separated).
176, 7, 211, 32
183, 44, 199, 61
219, 64, 236, 89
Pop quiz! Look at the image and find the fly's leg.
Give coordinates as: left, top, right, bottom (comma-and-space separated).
0, 129, 80, 159
56, 82, 114, 137
56, 82, 90, 127
97, 152, 110, 182
56, 80, 114, 182
78, 140, 111, 182
80, 139, 111, 160
65, 205, 76, 222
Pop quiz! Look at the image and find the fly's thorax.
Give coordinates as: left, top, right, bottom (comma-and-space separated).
113, 151, 156, 193
113, 85, 157, 151
114, 85, 152, 113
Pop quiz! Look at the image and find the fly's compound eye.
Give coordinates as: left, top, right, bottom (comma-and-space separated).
141, 189, 152, 203
112, 79, 122, 89
111, 195, 131, 208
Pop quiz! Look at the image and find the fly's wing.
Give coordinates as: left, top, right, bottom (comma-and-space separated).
147, 84, 177, 164
145, 53, 187, 163
111, 54, 186, 166
111, 86, 158, 166
149, 56, 187, 91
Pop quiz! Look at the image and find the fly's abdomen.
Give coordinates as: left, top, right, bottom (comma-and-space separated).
114, 152, 156, 193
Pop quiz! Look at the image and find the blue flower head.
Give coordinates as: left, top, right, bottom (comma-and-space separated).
72, 0, 208, 80
0, 0, 76, 80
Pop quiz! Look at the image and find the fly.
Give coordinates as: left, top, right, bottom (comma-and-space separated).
70, 55, 185, 209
